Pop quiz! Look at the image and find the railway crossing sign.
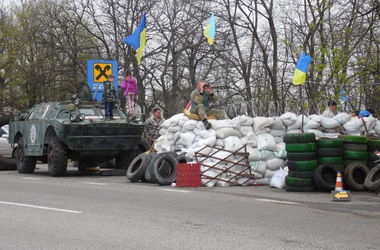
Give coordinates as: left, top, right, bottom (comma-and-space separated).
86, 60, 118, 102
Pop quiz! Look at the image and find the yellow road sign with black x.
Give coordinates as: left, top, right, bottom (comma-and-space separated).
93, 63, 113, 82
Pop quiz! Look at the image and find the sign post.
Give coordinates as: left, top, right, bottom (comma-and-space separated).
86, 60, 118, 102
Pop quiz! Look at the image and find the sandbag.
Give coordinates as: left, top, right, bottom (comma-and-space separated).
363, 116, 377, 131
321, 117, 340, 129
154, 136, 172, 153
343, 117, 363, 132
274, 136, 283, 143
215, 139, 224, 147
286, 129, 302, 134
270, 129, 285, 137
249, 149, 275, 161
216, 127, 242, 139
253, 117, 274, 134
374, 120, 380, 135
208, 119, 239, 130
233, 115, 255, 126
270, 168, 287, 189
196, 129, 216, 139
159, 128, 168, 136
246, 132, 257, 147
266, 158, 285, 171
182, 120, 199, 131
192, 136, 216, 149
223, 136, 244, 151
334, 113, 352, 124
176, 132, 196, 148
256, 133, 277, 151
303, 119, 320, 130
271, 117, 286, 130
239, 126, 254, 136
305, 129, 325, 138
250, 161, 267, 175
264, 169, 276, 178
309, 114, 323, 122
280, 112, 298, 126
168, 126, 181, 133
254, 178, 270, 185
161, 114, 183, 128
202, 170, 218, 187
288, 116, 310, 130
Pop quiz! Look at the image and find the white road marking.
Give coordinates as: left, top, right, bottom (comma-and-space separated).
82, 182, 108, 186
256, 198, 298, 205
21, 177, 41, 180
160, 188, 191, 193
0, 201, 82, 214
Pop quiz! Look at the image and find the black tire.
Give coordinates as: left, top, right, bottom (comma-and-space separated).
283, 133, 316, 143
344, 161, 369, 191
368, 152, 379, 161
287, 160, 318, 171
342, 143, 367, 151
316, 139, 343, 148
318, 156, 343, 165
0, 155, 17, 170
176, 154, 187, 164
285, 143, 316, 152
288, 170, 314, 178
344, 160, 367, 166
316, 148, 343, 157
126, 153, 151, 182
16, 137, 37, 173
313, 164, 340, 192
285, 184, 315, 192
144, 153, 160, 183
285, 176, 313, 186
342, 135, 367, 144
287, 152, 316, 161
343, 150, 368, 161
368, 139, 380, 149
151, 154, 177, 185
47, 137, 67, 177
364, 164, 380, 191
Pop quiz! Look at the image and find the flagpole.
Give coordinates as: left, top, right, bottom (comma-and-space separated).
300, 84, 304, 133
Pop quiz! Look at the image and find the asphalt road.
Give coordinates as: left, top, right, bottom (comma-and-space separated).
0, 164, 379, 250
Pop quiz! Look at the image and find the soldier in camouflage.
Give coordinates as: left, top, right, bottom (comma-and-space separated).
102, 74, 117, 120
190, 81, 225, 130
144, 107, 165, 143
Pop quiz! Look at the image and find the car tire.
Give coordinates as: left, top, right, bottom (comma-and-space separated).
283, 133, 316, 143
126, 153, 151, 182
285, 184, 315, 192
16, 137, 37, 173
313, 164, 340, 192
285, 176, 313, 186
342, 135, 367, 144
288, 170, 314, 178
287, 152, 316, 161
145, 153, 160, 183
316, 139, 343, 148
287, 160, 318, 171
343, 150, 368, 161
316, 148, 343, 157
285, 143, 316, 152
0, 155, 17, 170
318, 156, 344, 165
47, 137, 67, 177
368, 139, 380, 149
151, 154, 177, 185
364, 164, 380, 191
342, 143, 367, 151
344, 161, 369, 191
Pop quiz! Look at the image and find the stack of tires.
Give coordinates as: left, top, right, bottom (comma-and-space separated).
313, 139, 344, 192
342, 135, 370, 191
284, 133, 317, 192
365, 138, 380, 193
126, 152, 187, 185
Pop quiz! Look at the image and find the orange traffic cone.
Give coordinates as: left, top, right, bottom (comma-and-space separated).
335, 171, 343, 191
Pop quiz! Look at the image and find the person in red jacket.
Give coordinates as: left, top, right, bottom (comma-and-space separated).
118, 70, 138, 116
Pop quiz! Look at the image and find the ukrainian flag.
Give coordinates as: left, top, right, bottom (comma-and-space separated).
204, 14, 216, 46
124, 14, 147, 65
292, 52, 313, 85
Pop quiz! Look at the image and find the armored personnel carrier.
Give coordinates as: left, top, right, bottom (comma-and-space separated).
8, 100, 147, 176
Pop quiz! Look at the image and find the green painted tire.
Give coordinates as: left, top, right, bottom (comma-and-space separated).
344, 150, 369, 160
343, 143, 367, 151
344, 160, 368, 166
287, 152, 316, 161
285, 176, 313, 186
287, 160, 318, 171
316, 148, 343, 157
368, 146, 380, 152
285, 184, 315, 192
285, 143, 316, 152
368, 139, 380, 148
318, 156, 344, 165
368, 152, 379, 161
283, 133, 316, 144
288, 170, 314, 178
342, 135, 368, 144
316, 139, 343, 148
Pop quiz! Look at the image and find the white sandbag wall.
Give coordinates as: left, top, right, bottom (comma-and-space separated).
155, 112, 380, 187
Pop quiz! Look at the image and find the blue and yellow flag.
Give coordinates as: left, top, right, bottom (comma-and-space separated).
124, 14, 147, 65
203, 14, 216, 46
292, 52, 312, 85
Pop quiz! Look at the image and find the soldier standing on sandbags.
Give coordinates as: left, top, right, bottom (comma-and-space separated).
322, 100, 337, 118
190, 81, 225, 130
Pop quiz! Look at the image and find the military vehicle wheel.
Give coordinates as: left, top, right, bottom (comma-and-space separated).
47, 137, 67, 176
115, 151, 135, 169
16, 137, 37, 173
